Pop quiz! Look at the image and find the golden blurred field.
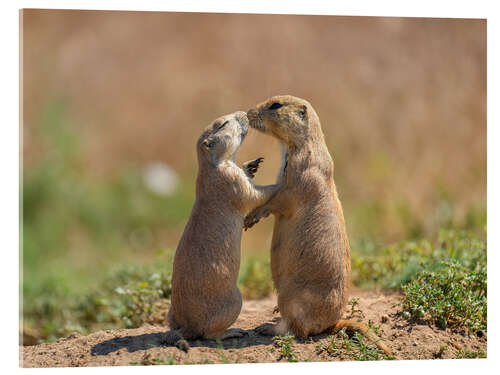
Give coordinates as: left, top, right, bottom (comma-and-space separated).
21, 9, 485, 288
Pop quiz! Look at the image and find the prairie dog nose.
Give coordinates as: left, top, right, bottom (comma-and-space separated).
234, 111, 249, 127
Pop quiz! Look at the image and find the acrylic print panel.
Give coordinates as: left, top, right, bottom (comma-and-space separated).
20, 8, 486, 367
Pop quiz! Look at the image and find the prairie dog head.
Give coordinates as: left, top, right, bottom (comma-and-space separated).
247, 95, 320, 148
197, 111, 249, 166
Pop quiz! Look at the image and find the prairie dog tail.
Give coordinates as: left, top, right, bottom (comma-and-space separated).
333, 320, 392, 356
162, 330, 190, 352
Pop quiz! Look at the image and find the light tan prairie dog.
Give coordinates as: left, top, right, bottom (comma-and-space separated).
164, 111, 283, 352
244, 95, 391, 355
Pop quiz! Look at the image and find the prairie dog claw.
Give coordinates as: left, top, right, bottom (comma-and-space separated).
243, 157, 264, 179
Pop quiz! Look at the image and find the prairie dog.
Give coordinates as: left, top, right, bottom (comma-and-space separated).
164, 111, 283, 351
245, 96, 391, 355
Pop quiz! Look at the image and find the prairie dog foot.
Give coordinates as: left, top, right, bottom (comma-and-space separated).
243, 157, 264, 179
255, 323, 280, 336
244, 205, 271, 230
221, 328, 247, 340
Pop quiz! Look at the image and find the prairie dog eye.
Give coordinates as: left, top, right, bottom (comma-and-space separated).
217, 120, 229, 130
203, 139, 215, 148
298, 105, 307, 119
269, 102, 283, 110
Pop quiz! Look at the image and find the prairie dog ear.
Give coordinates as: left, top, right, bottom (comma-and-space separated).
297, 105, 307, 120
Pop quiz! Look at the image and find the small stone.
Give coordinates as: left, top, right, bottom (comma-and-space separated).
67, 332, 81, 339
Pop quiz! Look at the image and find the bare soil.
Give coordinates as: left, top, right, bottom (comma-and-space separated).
21, 289, 486, 367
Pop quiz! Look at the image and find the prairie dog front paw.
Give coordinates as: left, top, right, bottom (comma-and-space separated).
244, 205, 271, 230
243, 157, 264, 179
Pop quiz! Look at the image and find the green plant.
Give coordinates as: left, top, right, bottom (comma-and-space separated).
22, 255, 174, 342
335, 328, 395, 361
349, 333, 389, 361
352, 230, 486, 288
272, 335, 297, 362
130, 352, 175, 366
238, 255, 273, 299
316, 329, 395, 361
456, 349, 486, 359
347, 297, 364, 320
113, 269, 172, 328
401, 257, 486, 333
434, 345, 448, 359
215, 339, 231, 364
316, 336, 340, 356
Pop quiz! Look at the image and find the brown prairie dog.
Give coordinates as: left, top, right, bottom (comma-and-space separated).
244, 95, 391, 356
164, 111, 283, 351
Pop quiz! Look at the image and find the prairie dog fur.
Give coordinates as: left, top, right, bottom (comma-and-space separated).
165, 111, 283, 351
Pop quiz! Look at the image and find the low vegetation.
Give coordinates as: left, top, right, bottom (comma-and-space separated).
316, 327, 395, 361
351, 230, 486, 289
22, 256, 175, 342
22, 229, 487, 345
237, 256, 273, 299
399, 231, 486, 335
272, 335, 298, 362
455, 349, 486, 359
402, 258, 486, 334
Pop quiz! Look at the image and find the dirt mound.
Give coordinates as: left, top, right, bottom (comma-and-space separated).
21, 290, 486, 367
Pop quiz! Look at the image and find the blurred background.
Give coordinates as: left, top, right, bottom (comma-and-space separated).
21, 10, 486, 342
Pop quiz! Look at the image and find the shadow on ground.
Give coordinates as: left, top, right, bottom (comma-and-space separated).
90, 329, 276, 356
